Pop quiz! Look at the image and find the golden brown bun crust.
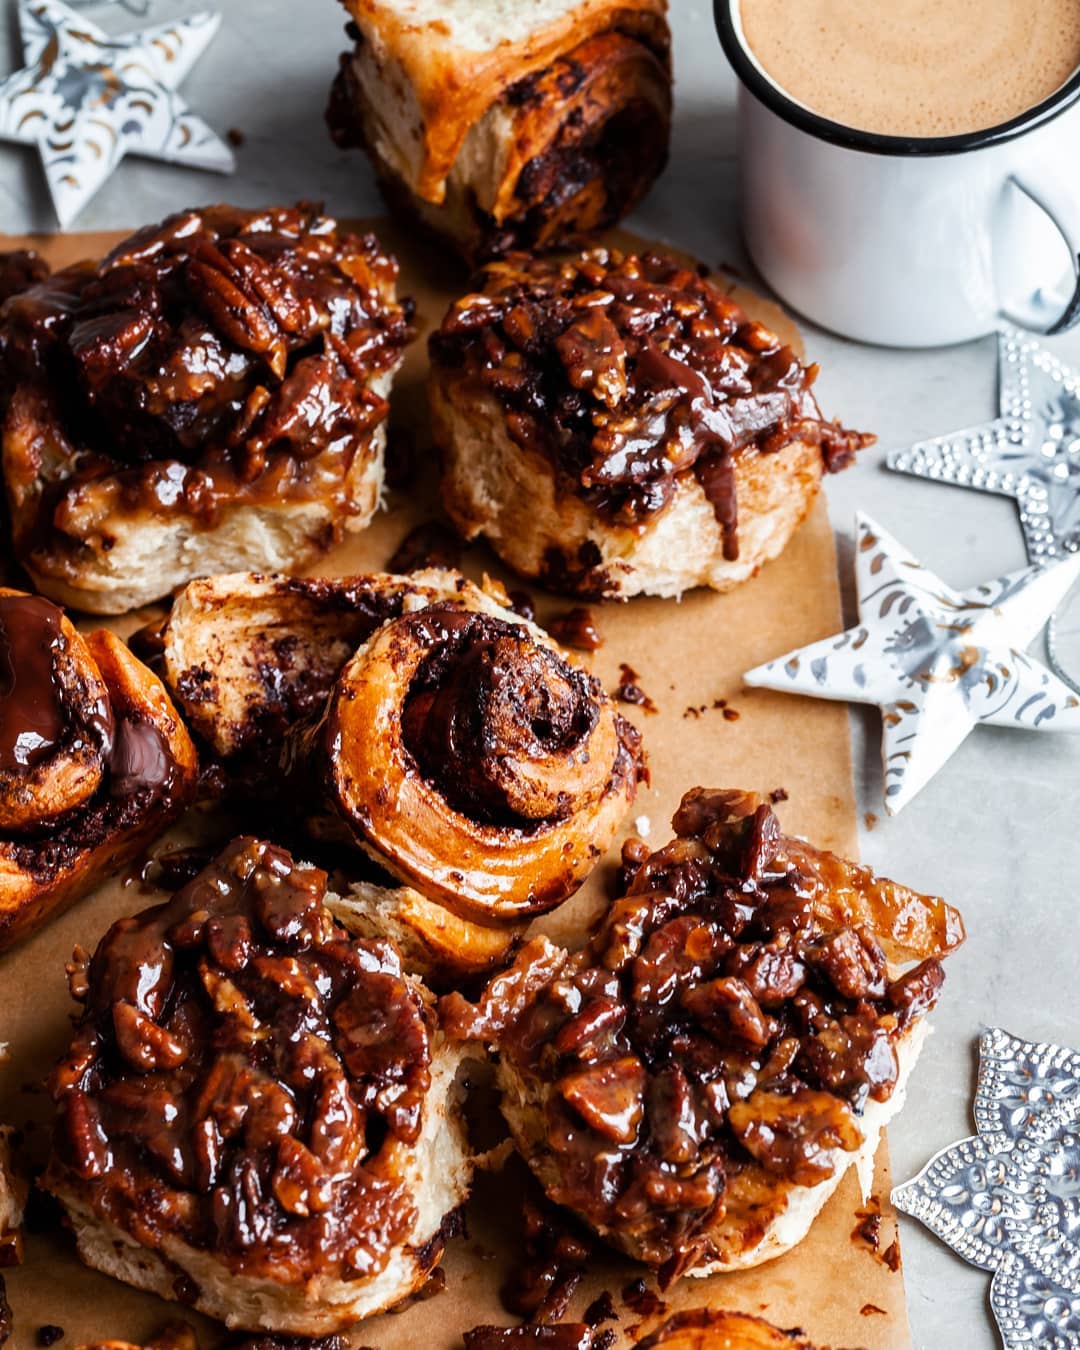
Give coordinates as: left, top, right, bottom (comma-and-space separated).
636, 1309, 818, 1349
336, 0, 670, 204
328, 880, 524, 986
0, 612, 198, 952
319, 588, 642, 923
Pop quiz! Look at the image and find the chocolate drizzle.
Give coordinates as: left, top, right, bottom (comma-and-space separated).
0, 594, 70, 773
430, 249, 873, 557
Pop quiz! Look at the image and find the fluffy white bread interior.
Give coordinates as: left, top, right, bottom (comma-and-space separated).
344, 0, 665, 202
48, 1033, 476, 1334
16, 375, 390, 616
498, 1017, 929, 1274
432, 372, 824, 599
352, 0, 601, 51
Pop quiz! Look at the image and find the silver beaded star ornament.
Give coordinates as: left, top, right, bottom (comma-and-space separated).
743, 513, 1080, 813
887, 325, 1080, 562
893, 1028, 1080, 1349
0, 0, 233, 227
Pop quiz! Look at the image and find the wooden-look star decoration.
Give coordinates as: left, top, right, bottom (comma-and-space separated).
887, 326, 1080, 562
0, 0, 233, 227
744, 513, 1080, 814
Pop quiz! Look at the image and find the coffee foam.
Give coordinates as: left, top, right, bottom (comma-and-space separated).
739, 0, 1080, 138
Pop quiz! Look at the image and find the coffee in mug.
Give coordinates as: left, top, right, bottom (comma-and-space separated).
739, 0, 1080, 138
717, 0, 1080, 344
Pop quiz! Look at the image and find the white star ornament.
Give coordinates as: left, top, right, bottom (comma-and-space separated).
744, 513, 1080, 814
0, 0, 234, 227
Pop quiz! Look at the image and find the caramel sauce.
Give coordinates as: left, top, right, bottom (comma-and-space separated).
431, 250, 871, 562
548, 608, 602, 652
1, 205, 412, 539
48, 837, 431, 1281
443, 789, 947, 1272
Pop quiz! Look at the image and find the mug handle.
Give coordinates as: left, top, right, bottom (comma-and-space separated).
1001, 170, 1080, 334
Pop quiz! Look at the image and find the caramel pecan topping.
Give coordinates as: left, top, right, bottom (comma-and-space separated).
443, 789, 958, 1269
48, 837, 432, 1282
0, 249, 49, 308
430, 250, 872, 558
0, 205, 411, 519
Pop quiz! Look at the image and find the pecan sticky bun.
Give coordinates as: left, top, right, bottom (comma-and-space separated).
44, 837, 478, 1333
430, 248, 874, 599
442, 789, 963, 1280
0, 205, 411, 615
326, 0, 671, 263
145, 568, 641, 971
0, 588, 197, 949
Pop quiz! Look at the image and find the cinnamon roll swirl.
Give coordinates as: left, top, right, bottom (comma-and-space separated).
326, 1, 671, 262
152, 568, 641, 941
309, 594, 642, 924
442, 788, 963, 1279
44, 837, 478, 1333
0, 205, 411, 614
0, 589, 197, 950
430, 249, 874, 599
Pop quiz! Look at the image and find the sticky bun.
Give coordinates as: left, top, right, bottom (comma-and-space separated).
0, 205, 411, 614
45, 837, 478, 1333
154, 568, 642, 932
430, 248, 873, 598
326, 0, 671, 262
0, 588, 197, 950
442, 788, 963, 1279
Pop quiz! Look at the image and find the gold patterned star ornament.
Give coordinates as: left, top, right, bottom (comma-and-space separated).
0, 0, 234, 227
744, 513, 1080, 814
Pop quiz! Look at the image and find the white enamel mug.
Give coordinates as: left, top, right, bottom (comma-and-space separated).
715, 0, 1080, 347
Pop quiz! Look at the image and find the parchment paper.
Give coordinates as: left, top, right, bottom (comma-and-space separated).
0, 222, 911, 1349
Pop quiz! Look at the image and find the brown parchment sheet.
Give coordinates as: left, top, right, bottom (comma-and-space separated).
0, 221, 912, 1349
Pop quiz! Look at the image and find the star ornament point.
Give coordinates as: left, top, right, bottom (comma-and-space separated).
887, 325, 1080, 563
744, 513, 1080, 813
0, 0, 234, 227
892, 1028, 1080, 1349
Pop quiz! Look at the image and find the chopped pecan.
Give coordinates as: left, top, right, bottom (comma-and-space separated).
560, 1058, 646, 1144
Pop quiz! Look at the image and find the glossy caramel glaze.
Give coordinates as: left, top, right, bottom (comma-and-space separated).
0, 590, 184, 847
442, 789, 961, 1275
47, 837, 432, 1283
0, 205, 412, 570
430, 249, 872, 565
